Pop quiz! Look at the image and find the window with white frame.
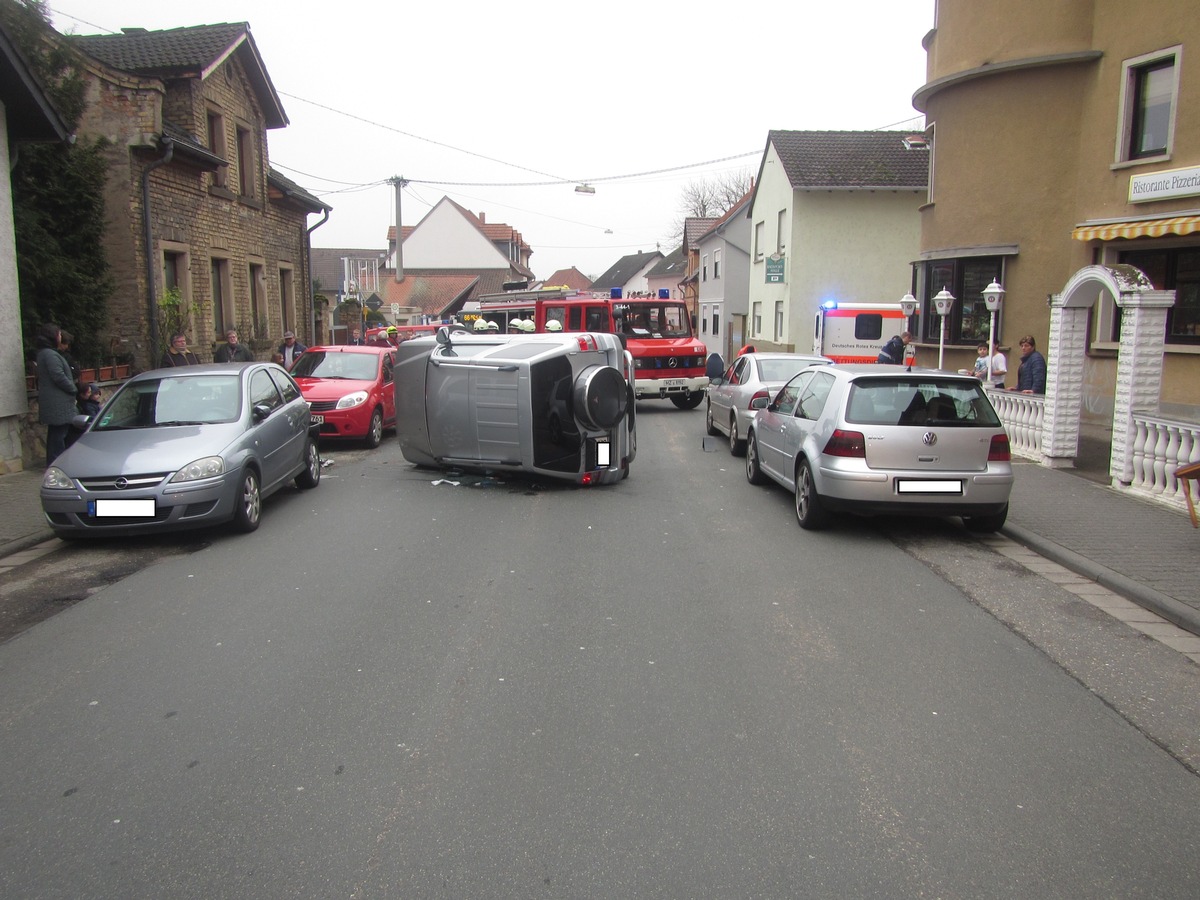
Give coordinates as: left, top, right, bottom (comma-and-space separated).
754, 222, 764, 261
713, 248, 721, 279
752, 301, 762, 336
702, 253, 708, 282
774, 301, 784, 342
777, 210, 787, 254
701, 303, 709, 334
1118, 47, 1180, 163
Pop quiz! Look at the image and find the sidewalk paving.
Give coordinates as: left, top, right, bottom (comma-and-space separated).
2, 458, 1198, 636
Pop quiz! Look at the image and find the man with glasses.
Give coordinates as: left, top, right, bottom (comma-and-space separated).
214, 329, 254, 363
1013, 335, 1046, 394
160, 332, 201, 367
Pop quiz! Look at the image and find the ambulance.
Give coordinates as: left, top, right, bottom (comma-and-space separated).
812, 301, 911, 364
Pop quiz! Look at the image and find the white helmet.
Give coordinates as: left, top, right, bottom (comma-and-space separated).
473, 318, 489, 332
544, 319, 563, 332
520, 318, 535, 332
486, 320, 500, 331
507, 319, 523, 331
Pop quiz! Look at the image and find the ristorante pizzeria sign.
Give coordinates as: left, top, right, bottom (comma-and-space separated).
1129, 165, 1200, 203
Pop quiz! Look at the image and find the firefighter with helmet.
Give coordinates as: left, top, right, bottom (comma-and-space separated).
486, 320, 500, 331
520, 319, 535, 333
473, 317, 489, 332
545, 319, 563, 332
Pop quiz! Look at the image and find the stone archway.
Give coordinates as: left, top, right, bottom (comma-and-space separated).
1044, 264, 1173, 483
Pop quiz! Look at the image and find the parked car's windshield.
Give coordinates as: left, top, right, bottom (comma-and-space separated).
845, 378, 1002, 427
95, 374, 242, 429
292, 351, 379, 381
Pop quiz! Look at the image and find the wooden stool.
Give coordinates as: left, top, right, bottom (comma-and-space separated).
1177, 460, 1200, 529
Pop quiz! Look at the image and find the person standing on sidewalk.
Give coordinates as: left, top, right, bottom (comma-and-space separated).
1013, 335, 1046, 394
35, 323, 79, 466
160, 333, 201, 367
214, 329, 254, 363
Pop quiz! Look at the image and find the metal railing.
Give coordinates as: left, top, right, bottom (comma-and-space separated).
1128, 413, 1200, 512
987, 388, 1044, 460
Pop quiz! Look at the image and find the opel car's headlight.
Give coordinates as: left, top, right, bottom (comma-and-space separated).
170, 456, 225, 483
42, 467, 74, 490
336, 391, 369, 410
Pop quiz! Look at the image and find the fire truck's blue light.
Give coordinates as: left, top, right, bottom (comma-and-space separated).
821, 299, 838, 310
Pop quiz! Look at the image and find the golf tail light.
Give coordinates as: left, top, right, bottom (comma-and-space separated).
823, 429, 866, 458
988, 434, 1012, 461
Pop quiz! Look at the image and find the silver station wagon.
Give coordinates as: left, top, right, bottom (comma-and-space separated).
394, 327, 636, 485
745, 365, 1013, 531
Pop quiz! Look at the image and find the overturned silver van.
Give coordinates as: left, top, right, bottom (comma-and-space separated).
394, 328, 636, 484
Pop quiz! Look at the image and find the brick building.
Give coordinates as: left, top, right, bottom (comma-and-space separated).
68, 23, 327, 370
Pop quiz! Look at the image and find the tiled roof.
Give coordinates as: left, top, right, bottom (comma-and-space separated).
0, 20, 70, 142
379, 273, 481, 318
541, 267, 592, 291
69, 23, 287, 128
588, 250, 664, 292
767, 130, 929, 189
268, 168, 328, 213
647, 247, 686, 278
683, 218, 719, 251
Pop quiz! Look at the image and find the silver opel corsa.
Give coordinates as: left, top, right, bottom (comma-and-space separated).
745, 365, 1014, 531
394, 327, 636, 485
41, 362, 321, 537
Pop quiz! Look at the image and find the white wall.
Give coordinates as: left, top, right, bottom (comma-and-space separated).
402, 199, 509, 269
787, 190, 922, 350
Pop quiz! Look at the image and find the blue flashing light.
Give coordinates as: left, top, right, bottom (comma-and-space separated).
821, 299, 838, 310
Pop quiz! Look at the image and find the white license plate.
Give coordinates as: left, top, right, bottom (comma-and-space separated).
896, 479, 963, 494
91, 499, 156, 517
311, 414, 324, 424
660, 379, 686, 387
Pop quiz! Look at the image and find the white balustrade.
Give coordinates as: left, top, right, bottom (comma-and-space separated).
1128, 412, 1200, 512
986, 388, 1044, 460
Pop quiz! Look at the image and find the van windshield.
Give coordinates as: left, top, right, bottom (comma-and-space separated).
615, 302, 692, 339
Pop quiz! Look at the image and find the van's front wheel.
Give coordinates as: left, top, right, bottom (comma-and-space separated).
671, 391, 704, 410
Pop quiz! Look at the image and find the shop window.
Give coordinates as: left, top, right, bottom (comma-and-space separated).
1120, 246, 1200, 344
918, 257, 1004, 345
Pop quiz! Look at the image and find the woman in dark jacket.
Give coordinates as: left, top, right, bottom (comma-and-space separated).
35, 323, 79, 466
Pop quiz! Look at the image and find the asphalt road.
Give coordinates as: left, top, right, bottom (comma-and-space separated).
0, 406, 1197, 898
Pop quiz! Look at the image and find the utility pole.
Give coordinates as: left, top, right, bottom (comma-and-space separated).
390, 176, 408, 283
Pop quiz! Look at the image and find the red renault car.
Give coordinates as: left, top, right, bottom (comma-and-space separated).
290, 345, 396, 447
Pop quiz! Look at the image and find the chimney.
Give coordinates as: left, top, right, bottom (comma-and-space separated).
479, 212, 485, 224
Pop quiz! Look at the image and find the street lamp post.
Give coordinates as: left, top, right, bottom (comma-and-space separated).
981, 279, 1006, 387
899, 292, 919, 367
932, 287, 956, 370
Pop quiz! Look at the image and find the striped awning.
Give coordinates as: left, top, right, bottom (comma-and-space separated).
1072, 215, 1200, 241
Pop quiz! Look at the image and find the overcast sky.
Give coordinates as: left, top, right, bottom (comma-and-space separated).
49, 1, 934, 281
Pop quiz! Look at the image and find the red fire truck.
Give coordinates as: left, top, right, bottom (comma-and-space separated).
474, 287, 709, 409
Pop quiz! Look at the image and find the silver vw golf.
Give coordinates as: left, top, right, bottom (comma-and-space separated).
41, 362, 321, 537
745, 365, 1013, 531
